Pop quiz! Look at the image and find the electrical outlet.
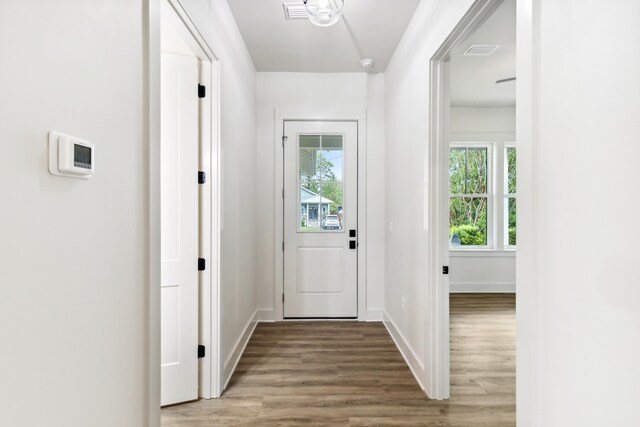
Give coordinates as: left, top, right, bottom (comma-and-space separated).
401, 296, 406, 312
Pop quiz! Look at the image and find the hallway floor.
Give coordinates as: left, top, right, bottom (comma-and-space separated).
161, 293, 515, 426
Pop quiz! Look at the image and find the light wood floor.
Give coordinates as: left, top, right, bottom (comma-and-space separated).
162, 293, 515, 426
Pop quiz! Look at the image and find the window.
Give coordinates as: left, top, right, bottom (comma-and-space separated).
449, 145, 490, 247
448, 143, 516, 250
504, 146, 516, 247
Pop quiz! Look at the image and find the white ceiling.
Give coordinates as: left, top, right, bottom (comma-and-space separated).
449, 0, 516, 107
226, 0, 421, 73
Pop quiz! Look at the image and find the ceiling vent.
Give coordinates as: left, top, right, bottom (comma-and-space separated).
283, 3, 309, 20
463, 45, 500, 56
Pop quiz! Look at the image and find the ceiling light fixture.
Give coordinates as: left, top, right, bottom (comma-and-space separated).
303, 0, 344, 27
360, 58, 374, 70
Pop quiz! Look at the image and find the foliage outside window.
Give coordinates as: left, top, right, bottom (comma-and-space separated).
449, 146, 489, 247
505, 147, 517, 246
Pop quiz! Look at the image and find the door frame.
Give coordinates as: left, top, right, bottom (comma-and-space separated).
274, 109, 367, 321
153, 0, 223, 404
427, 0, 505, 400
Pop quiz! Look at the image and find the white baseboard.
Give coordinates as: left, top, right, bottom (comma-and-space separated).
222, 310, 258, 390
382, 311, 425, 391
450, 282, 515, 293
364, 308, 384, 321
254, 308, 384, 322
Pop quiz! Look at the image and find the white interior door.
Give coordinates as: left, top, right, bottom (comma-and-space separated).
161, 52, 199, 406
284, 121, 358, 318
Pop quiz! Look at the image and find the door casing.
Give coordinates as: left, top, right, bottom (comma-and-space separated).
274, 109, 367, 321
428, 0, 507, 400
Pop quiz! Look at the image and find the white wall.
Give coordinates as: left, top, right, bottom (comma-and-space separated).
255, 72, 385, 320
0, 1, 149, 425
0, 2, 259, 422
449, 252, 515, 292
383, 0, 476, 394
517, 0, 640, 425
450, 106, 515, 134
449, 107, 516, 292
179, 0, 258, 386
386, 0, 640, 420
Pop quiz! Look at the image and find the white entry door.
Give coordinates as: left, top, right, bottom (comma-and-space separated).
284, 121, 358, 318
160, 52, 199, 406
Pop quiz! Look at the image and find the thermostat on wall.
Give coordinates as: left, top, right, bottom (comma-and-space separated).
48, 131, 94, 179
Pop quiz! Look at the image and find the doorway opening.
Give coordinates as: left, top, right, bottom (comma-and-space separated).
282, 121, 358, 319
159, 0, 221, 407
274, 113, 368, 322
428, 0, 516, 401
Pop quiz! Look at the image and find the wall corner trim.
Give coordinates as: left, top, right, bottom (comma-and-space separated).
222, 310, 259, 390
365, 308, 384, 322
382, 311, 426, 392
257, 309, 276, 322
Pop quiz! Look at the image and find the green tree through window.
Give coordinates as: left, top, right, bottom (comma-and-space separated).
449, 146, 488, 246
506, 147, 517, 246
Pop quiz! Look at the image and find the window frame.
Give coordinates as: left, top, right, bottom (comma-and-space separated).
503, 143, 517, 250
448, 142, 494, 250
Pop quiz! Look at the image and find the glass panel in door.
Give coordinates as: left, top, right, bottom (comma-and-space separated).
298, 134, 344, 232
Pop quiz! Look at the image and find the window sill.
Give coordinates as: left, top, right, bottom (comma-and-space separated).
449, 249, 516, 258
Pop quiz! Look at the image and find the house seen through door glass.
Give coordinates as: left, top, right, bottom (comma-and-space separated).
298, 134, 344, 232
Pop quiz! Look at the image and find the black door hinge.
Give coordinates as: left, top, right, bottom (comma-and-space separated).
198, 258, 206, 271
198, 171, 206, 184
198, 345, 205, 358
442, 266, 449, 275
282, 293, 284, 303
198, 84, 206, 98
